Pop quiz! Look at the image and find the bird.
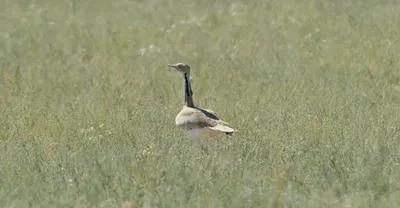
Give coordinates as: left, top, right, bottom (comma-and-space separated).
168, 63, 236, 145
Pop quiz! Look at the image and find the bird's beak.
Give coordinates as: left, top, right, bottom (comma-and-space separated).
168, 64, 180, 72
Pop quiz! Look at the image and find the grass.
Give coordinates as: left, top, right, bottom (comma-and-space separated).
1, 0, 400, 207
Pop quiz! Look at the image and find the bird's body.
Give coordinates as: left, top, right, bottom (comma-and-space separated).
176, 106, 235, 142
168, 63, 235, 144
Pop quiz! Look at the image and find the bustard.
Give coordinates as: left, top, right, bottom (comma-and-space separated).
168, 63, 235, 144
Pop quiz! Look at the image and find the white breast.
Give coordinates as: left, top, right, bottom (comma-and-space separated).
183, 127, 221, 143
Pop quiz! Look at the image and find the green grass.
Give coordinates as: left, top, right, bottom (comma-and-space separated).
1, 0, 400, 207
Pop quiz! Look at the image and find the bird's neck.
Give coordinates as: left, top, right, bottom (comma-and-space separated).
183, 73, 194, 107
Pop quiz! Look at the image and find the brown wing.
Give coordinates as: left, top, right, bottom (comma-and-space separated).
195, 108, 235, 133
202, 108, 225, 120
176, 106, 235, 133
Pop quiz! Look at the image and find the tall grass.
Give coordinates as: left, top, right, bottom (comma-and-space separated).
1, 0, 400, 207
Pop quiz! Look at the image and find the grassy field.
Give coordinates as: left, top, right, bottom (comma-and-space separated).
1, 0, 400, 207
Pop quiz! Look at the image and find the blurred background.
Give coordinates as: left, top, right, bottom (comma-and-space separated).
0, 0, 400, 207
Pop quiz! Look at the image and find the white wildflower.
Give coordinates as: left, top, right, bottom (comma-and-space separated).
139, 48, 146, 56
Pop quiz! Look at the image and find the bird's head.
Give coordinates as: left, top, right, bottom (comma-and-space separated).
168, 63, 191, 74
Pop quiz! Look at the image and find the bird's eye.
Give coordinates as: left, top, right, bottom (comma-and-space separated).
178, 65, 182, 68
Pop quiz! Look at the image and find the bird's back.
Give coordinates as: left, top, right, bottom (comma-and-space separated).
176, 106, 235, 133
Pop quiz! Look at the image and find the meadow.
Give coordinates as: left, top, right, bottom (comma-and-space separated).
1, 0, 400, 207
